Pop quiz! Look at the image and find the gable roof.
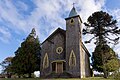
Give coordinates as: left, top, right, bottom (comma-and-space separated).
41, 28, 66, 45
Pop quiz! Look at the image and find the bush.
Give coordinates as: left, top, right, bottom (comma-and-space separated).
113, 72, 120, 80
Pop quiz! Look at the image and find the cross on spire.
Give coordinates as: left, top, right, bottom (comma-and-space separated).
73, 3, 76, 7
69, 3, 77, 17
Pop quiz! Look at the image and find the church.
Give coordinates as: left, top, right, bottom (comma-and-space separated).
40, 7, 91, 78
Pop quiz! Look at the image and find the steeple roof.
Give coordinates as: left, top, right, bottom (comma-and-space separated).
69, 7, 78, 17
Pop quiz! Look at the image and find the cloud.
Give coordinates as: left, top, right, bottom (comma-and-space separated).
0, 66, 2, 73
110, 9, 120, 25
31, 0, 107, 42
0, 0, 106, 51
0, 0, 28, 33
0, 26, 11, 43
112, 43, 120, 58
0, 0, 106, 42
16, 1, 28, 11
0, 0, 120, 57
107, 9, 120, 57
77, 0, 106, 22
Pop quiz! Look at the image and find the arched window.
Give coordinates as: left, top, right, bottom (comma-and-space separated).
69, 50, 76, 67
70, 18, 74, 24
43, 53, 49, 69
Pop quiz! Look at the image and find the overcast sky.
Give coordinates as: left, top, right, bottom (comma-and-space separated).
0, 0, 120, 73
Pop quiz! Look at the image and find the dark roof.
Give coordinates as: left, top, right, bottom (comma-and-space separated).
41, 28, 66, 45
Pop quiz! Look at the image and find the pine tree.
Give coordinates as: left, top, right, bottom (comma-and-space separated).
11, 28, 41, 78
83, 11, 120, 78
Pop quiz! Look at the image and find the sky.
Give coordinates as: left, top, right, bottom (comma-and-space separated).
0, 0, 120, 73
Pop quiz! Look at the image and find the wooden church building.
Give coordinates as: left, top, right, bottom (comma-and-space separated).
40, 7, 91, 78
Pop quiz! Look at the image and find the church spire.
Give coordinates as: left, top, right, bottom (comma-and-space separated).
69, 6, 78, 17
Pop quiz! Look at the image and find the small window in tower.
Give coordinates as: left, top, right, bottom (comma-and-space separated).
70, 18, 74, 24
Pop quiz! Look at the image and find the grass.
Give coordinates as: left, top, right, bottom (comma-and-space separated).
0, 77, 115, 80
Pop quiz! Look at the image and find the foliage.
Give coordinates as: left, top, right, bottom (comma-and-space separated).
114, 72, 120, 80
92, 44, 119, 73
0, 57, 13, 77
105, 58, 119, 72
83, 11, 120, 78
11, 28, 41, 78
83, 11, 120, 45
92, 45, 103, 72
113, 59, 120, 80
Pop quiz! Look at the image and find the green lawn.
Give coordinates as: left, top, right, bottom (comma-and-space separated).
0, 77, 115, 80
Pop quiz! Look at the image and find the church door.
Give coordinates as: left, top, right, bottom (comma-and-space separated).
56, 62, 63, 73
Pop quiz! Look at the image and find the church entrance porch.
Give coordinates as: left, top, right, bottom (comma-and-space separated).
51, 60, 66, 74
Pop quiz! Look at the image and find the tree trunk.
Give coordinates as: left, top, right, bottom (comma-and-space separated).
103, 59, 108, 78
102, 47, 108, 78
18, 75, 20, 78
28, 73, 31, 78
103, 68, 108, 78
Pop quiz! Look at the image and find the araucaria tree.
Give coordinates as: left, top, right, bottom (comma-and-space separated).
83, 11, 120, 78
11, 28, 41, 78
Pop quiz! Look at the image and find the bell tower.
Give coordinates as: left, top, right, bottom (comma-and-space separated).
65, 7, 85, 78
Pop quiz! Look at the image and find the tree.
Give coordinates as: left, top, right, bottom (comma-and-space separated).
0, 57, 13, 78
11, 28, 41, 78
83, 11, 120, 78
92, 44, 119, 73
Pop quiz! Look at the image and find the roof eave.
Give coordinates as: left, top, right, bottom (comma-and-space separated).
82, 42, 91, 57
